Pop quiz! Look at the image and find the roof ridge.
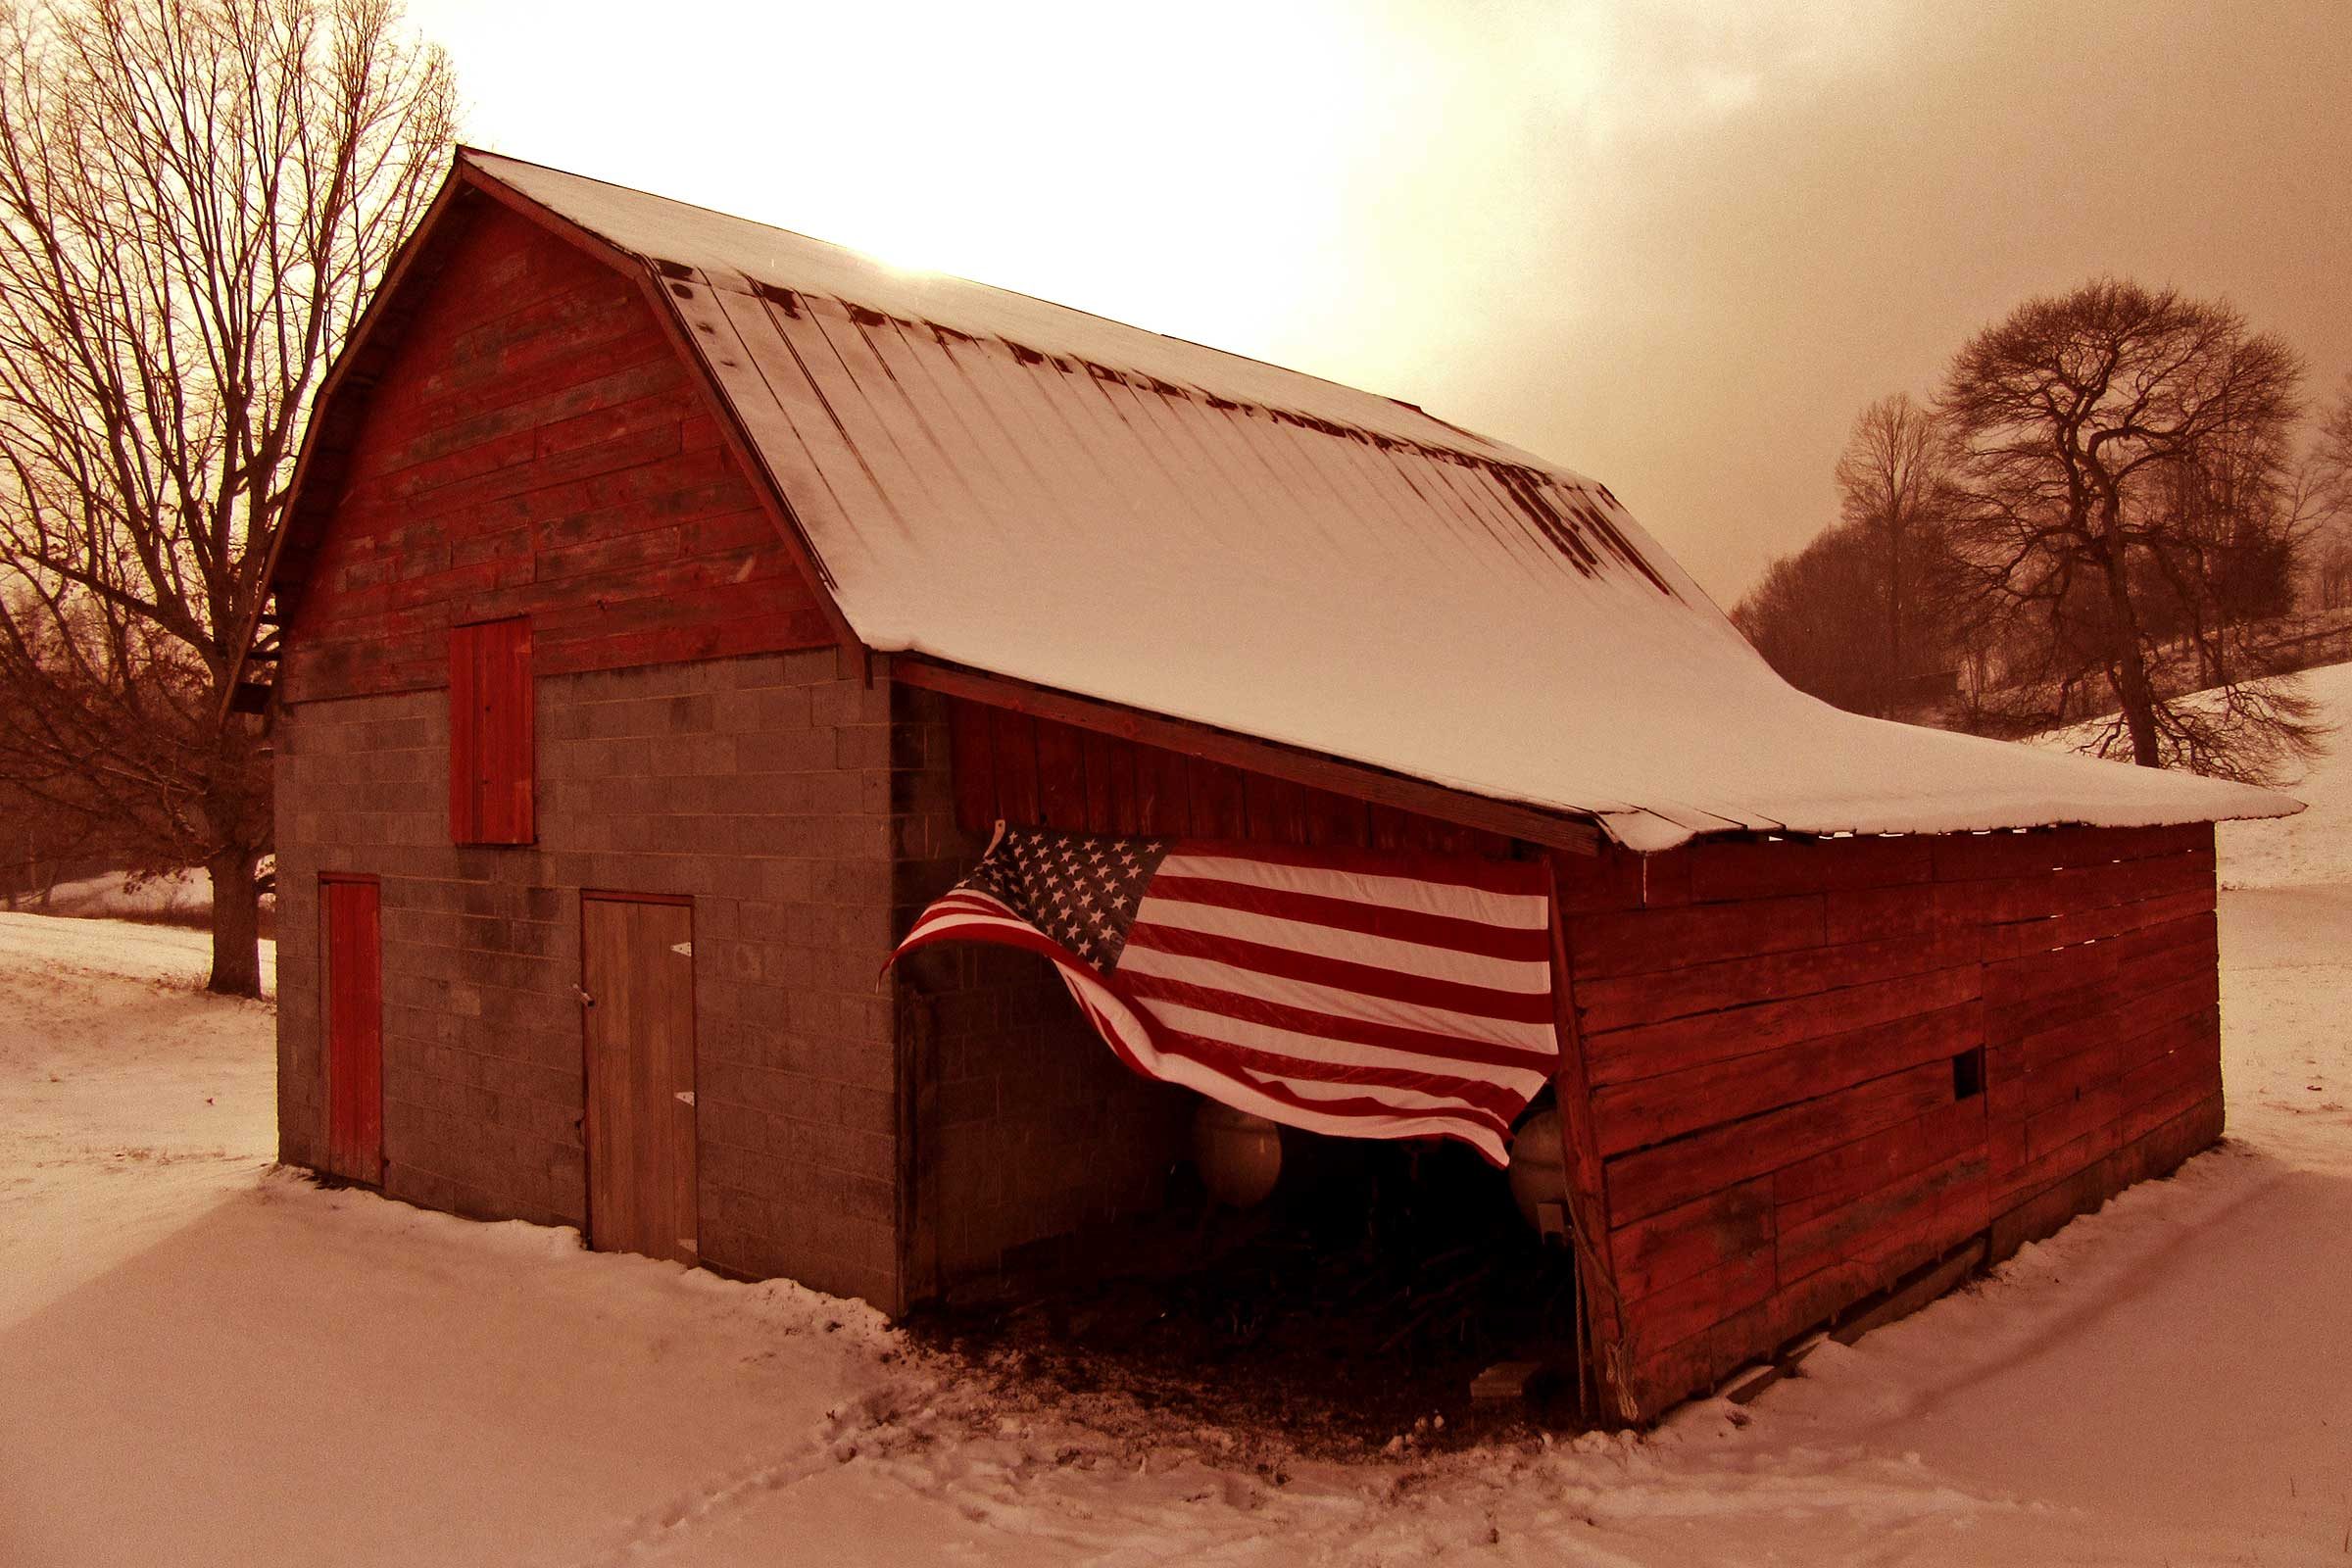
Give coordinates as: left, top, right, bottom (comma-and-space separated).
455, 145, 1512, 456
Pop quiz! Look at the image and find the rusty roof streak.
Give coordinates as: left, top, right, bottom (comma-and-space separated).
743, 289, 916, 552
1375, 443, 1536, 580
699, 288, 851, 510
1572, 488, 1678, 597
1199, 402, 1358, 560
856, 313, 1028, 560
986, 337, 1138, 547
1066, 340, 1229, 553
1246, 401, 1417, 575
1464, 461, 1592, 583
966, 337, 1102, 550
1169, 385, 1314, 555
919, 333, 1080, 547
896, 323, 1064, 552
1102, 370, 1269, 557
1314, 411, 1452, 572
796, 296, 969, 543
1437, 453, 1573, 585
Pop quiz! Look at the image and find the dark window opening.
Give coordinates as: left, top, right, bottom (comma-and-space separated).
1953, 1046, 1986, 1102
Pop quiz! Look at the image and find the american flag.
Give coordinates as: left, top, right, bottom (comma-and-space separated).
889, 825, 1561, 1166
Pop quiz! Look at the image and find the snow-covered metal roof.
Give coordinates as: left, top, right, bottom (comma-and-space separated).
459, 150, 2296, 850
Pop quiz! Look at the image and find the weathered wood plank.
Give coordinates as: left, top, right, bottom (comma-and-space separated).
1686, 834, 1934, 904
1033, 719, 1089, 830
1624, 1246, 1777, 1357
947, 698, 996, 833
1592, 1000, 1983, 1157
1825, 882, 1941, 945
1777, 1147, 1987, 1287
1134, 742, 1190, 837
1577, 926, 1983, 1035
1610, 1177, 1774, 1303
1568, 894, 1827, 981
990, 709, 1039, 824
1586, 965, 1982, 1089
1604, 1058, 1956, 1226
1928, 822, 2210, 882
1774, 1094, 1987, 1232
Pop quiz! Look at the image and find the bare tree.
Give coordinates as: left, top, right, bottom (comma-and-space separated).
0, 0, 453, 993
2312, 373, 2352, 611
1832, 392, 1960, 714
1936, 277, 2322, 784
1732, 522, 1888, 715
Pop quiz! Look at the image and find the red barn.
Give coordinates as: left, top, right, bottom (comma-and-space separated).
238, 149, 2292, 1421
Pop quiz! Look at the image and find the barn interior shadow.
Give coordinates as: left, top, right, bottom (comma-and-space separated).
902, 1127, 1593, 1455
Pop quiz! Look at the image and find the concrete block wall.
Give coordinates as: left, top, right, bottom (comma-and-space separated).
888, 685, 1191, 1297
276, 646, 906, 1307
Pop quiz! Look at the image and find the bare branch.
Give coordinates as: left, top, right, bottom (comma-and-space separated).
0, 0, 454, 993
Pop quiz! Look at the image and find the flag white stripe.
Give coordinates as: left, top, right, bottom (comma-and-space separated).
1114, 944, 1558, 1054
1243, 1072, 1512, 1121
1051, 960, 1511, 1149
1153, 854, 1549, 931
1131, 893, 1551, 994
1144, 999, 1552, 1100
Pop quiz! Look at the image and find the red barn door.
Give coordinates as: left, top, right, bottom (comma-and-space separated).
580, 894, 699, 1265
320, 875, 383, 1185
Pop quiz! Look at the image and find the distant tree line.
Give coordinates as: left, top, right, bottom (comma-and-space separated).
1735, 280, 2349, 786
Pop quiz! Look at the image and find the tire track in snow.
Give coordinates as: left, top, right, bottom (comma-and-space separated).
564, 1437, 846, 1567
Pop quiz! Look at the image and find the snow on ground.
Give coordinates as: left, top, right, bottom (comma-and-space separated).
33, 865, 215, 922
0, 915, 274, 1323
3, 672, 2350, 1565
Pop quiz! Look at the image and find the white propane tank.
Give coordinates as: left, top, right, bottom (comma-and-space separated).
1508, 1107, 1570, 1233
1192, 1099, 1283, 1207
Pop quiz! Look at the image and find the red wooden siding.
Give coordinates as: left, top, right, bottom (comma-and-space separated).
946, 697, 1517, 858
276, 201, 833, 704
1552, 822, 2222, 1416
448, 616, 535, 843
321, 875, 384, 1185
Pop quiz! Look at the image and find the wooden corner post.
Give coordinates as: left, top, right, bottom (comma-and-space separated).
1544, 850, 1640, 1424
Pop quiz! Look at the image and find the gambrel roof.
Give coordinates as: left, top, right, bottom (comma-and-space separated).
262, 150, 2297, 850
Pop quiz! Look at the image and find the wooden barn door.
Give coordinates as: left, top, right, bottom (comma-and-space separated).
580, 894, 699, 1265
319, 875, 383, 1185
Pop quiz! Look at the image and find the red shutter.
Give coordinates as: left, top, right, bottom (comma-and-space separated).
449, 617, 535, 845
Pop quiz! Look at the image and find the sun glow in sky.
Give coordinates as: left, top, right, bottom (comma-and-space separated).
408, 0, 2352, 604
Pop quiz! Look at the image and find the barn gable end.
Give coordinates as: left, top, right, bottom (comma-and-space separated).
272, 194, 836, 705
270, 194, 900, 1304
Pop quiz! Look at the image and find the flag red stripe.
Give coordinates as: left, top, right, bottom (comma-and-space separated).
1150, 1026, 1524, 1122
1141, 873, 1552, 961
1150, 1039, 1511, 1141
1118, 968, 1557, 1074
1120, 920, 1557, 1025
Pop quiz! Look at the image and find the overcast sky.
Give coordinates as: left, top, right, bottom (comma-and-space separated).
405, 0, 2352, 609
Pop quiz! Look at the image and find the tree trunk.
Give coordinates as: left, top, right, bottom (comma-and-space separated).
208, 847, 263, 997
2096, 548, 2164, 766
1886, 521, 1903, 718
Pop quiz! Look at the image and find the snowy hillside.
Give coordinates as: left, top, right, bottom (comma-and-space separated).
2, 669, 2348, 1565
